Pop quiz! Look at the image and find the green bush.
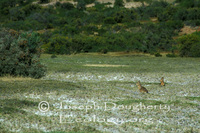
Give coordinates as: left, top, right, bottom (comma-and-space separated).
178, 33, 200, 57
62, 24, 80, 35
55, 2, 61, 7
114, 0, 124, 7
166, 53, 177, 57
9, 7, 26, 21
166, 20, 184, 31
39, 0, 49, 4
77, 0, 86, 10
154, 53, 162, 57
56, 2, 74, 10
4, 20, 46, 31
42, 35, 71, 54
84, 0, 95, 4
104, 17, 117, 24
140, 23, 175, 52
187, 8, 200, 20
175, 0, 200, 8
184, 20, 200, 27
51, 54, 57, 58
0, 28, 46, 78
173, 7, 188, 21
21, 4, 41, 15
100, 48, 108, 54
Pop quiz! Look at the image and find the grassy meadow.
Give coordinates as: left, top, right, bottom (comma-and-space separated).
0, 53, 200, 133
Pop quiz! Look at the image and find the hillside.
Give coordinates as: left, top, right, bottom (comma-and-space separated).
0, 0, 200, 56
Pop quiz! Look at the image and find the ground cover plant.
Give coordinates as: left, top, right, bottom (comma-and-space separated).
0, 53, 200, 132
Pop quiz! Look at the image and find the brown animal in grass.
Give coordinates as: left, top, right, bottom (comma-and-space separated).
160, 77, 165, 86
136, 81, 149, 93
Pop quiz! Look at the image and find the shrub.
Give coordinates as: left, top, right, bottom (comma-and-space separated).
166, 53, 177, 57
77, 0, 86, 10
0, 28, 46, 78
55, 2, 61, 7
187, 8, 200, 20
3, 20, 43, 31
42, 35, 71, 54
60, 2, 74, 10
104, 17, 117, 24
39, 0, 49, 4
140, 23, 176, 52
175, 0, 200, 8
51, 54, 57, 58
173, 7, 188, 21
184, 20, 199, 27
166, 20, 184, 31
158, 11, 170, 22
62, 24, 80, 35
9, 7, 25, 21
178, 33, 200, 57
154, 52, 162, 57
100, 48, 108, 54
114, 0, 124, 7
28, 13, 47, 23
84, 0, 95, 4
21, 4, 41, 15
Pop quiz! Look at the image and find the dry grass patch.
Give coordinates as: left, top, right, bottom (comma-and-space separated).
84, 64, 129, 67
0, 76, 33, 82
179, 25, 199, 36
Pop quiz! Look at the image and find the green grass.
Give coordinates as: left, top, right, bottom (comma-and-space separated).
115, 99, 165, 105
40, 53, 200, 74
116, 99, 198, 107
185, 96, 200, 101
0, 53, 200, 132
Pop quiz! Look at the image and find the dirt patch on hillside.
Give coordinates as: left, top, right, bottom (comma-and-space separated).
37, 0, 142, 8
179, 26, 200, 36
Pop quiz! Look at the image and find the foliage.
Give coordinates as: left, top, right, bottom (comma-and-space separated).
51, 54, 57, 58
173, 7, 188, 21
166, 53, 177, 57
154, 52, 162, 57
114, 0, 124, 7
56, 2, 74, 10
140, 23, 176, 52
104, 17, 117, 24
166, 20, 184, 31
39, 0, 49, 4
42, 35, 71, 54
3, 20, 46, 31
133, 0, 153, 5
84, 0, 96, 4
77, 0, 86, 10
9, 7, 26, 21
0, 28, 46, 78
1, 0, 200, 55
175, 0, 200, 8
178, 33, 200, 57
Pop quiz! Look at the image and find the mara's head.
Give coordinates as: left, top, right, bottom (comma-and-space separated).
161, 77, 164, 80
136, 81, 141, 87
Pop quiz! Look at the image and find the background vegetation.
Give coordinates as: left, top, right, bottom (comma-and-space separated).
0, 0, 200, 58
